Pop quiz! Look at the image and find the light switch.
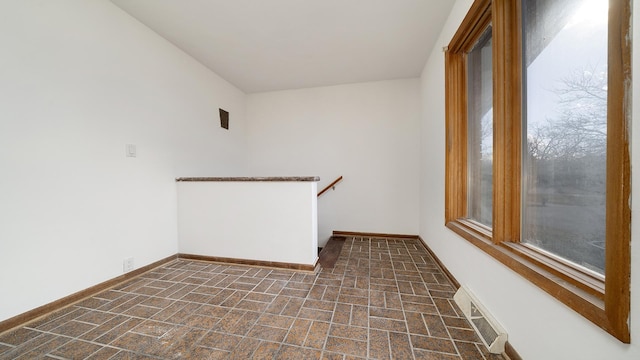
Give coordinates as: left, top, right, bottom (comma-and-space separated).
126, 144, 137, 157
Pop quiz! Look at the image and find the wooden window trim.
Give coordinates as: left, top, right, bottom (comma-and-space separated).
445, 0, 491, 225
444, 0, 631, 342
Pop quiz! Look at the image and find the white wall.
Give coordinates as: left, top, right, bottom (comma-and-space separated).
178, 181, 318, 266
0, 0, 247, 322
246, 79, 421, 246
419, 0, 640, 359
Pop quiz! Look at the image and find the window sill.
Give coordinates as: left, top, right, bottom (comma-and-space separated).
444, 219, 621, 339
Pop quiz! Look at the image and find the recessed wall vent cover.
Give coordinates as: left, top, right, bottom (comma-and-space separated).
453, 286, 508, 354
219, 108, 229, 130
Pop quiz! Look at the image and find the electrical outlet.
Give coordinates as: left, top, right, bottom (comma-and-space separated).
123, 257, 134, 272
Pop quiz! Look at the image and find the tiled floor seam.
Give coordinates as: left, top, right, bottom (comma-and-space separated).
388, 238, 418, 360
13, 327, 141, 360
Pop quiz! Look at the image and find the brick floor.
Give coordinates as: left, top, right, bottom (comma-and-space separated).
0, 237, 507, 359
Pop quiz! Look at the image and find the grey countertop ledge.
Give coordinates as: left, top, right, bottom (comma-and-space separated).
176, 176, 320, 182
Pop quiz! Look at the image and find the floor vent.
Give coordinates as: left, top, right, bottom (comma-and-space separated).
454, 286, 507, 354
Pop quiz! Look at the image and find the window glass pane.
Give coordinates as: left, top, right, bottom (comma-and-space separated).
467, 26, 493, 227
522, 0, 607, 275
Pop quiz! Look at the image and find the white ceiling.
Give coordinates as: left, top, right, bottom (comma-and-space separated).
110, 0, 454, 93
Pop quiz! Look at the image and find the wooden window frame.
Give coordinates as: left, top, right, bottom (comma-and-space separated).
445, 0, 631, 342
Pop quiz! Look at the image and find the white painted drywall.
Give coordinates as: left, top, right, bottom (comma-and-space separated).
177, 181, 318, 266
419, 0, 640, 359
246, 79, 421, 246
0, 0, 247, 322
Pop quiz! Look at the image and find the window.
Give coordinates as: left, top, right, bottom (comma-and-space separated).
445, 0, 630, 342
522, 0, 609, 276
467, 26, 493, 228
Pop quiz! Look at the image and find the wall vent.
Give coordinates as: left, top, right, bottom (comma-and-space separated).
219, 108, 229, 129
453, 286, 507, 354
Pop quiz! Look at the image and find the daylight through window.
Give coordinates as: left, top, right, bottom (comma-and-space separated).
444, 0, 630, 342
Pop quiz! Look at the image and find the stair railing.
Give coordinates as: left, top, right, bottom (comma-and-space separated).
317, 176, 343, 197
